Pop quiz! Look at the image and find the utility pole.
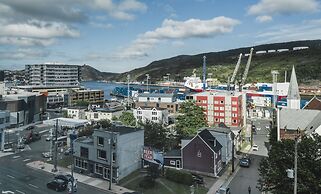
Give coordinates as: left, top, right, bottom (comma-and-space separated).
127, 74, 130, 109
52, 118, 58, 172
109, 132, 114, 190
232, 134, 235, 173
146, 74, 150, 93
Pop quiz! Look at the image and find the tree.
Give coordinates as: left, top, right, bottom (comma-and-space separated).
142, 120, 169, 150
74, 100, 89, 107
175, 100, 207, 138
119, 111, 136, 127
98, 119, 111, 128
258, 134, 321, 194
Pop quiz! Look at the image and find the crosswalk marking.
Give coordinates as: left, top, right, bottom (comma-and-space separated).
23, 158, 31, 162
12, 156, 20, 159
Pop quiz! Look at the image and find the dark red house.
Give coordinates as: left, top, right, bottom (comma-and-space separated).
182, 129, 223, 177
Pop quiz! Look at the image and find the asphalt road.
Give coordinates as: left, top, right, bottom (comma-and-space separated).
0, 132, 111, 194
228, 155, 264, 194
250, 119, 270, 157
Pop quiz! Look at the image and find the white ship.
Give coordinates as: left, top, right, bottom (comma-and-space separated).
183, 70, 206, 92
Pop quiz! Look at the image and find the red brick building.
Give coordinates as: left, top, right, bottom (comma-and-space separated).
190, 91, 245, 127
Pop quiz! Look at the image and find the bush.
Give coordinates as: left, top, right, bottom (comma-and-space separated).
139, 176, 155, 189
165, 168, 193, 185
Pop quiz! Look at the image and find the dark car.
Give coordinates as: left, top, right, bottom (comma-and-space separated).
240, 157, 251, 167
47, 179, 67, 192
192, 173, 204, 184
55, 174, 74, 185
26, 126, 35, 130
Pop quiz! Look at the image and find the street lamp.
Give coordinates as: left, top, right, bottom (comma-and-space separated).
127, 74, 130, 109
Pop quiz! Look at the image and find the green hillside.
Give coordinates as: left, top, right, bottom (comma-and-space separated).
115, 40, 321, 85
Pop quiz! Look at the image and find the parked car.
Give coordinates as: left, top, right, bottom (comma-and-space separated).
239, 156, 251, 167
54, 174, 74, 185
42, 152, 52, 158
257, 127, 261, 131
17, 143, 25, 149
25, 126, 35, 130
47, 179, 67, 192
64, 148, 72, 155
252, 144, 259, 151
192, 173, 204, 184
24, 131, 41, 144
216, 186, 231, 194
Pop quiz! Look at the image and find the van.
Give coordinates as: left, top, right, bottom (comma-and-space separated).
216, 186, 231, 194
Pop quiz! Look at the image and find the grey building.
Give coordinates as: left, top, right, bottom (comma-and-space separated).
25, 63, 81, 86
73, 126, 144, 182
0, 92, 46, 127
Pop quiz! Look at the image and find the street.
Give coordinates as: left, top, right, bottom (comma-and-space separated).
0, 128, 111, 194
228, 155, 264, 194
228, 119, 270, 194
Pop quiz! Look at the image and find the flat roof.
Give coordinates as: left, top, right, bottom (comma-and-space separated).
95, 126, 143, 135
192, 90, 243, 97
75, 136, 94, 145
43, 118, 89, 127
138, 93, 175, 98
16, 85, 81, 89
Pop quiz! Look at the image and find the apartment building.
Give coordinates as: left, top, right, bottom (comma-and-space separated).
135, 93, 180, 113
73, 126, 144, 182
190, 91, 245, 127
68, 89, 104, 106
25, 63, 81, 86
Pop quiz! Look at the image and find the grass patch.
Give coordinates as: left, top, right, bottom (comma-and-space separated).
119, 173, 208, 194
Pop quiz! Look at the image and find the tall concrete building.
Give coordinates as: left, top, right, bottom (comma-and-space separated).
287, 66, 300, 109
25, 63, 81, 86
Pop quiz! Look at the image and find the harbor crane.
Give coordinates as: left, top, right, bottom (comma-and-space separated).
230, 53, 242, 85
240, 48, 254, 86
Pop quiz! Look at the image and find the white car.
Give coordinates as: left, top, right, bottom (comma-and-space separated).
252, 145, 259, 151
257, 127, 261, 131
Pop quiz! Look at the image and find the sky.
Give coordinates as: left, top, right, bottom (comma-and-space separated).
0, 0, 321, 73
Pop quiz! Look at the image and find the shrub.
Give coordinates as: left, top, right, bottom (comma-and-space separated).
165, 168, 193, 185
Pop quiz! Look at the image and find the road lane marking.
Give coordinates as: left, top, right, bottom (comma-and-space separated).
28, 184, 39, 189
12, 155, 21, 159
6, 175, 15, 179
23, 158, 31, 162
16, 190, 25, 194
39, 129, 49, 134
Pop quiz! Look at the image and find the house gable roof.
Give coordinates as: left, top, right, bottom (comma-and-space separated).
198, 129, 223, 152
303, 96, 321, 110
280, 109, 321, 132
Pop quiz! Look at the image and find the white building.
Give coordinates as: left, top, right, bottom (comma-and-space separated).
85, 108, 123, 121
133, 107, 169, 125
67, 107, 86, 119
137, 93, 176, 103
25, 63, 80, 86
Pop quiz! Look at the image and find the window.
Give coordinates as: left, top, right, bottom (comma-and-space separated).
5, 117, 9, 123
112, 153, 116, 162
97, 149, 107, 160
167, 105, 170, 108
147, 97, 150, 101
219, 107, 224, 110
152, 117, 158, 121
220, 100, 224, 104
75, 158, 88, 170
232, 101, 237, 105
219, 113, 224, 116
97, 137, 104, 146
137, 111, 142, 114
137, 116, 142, 120
233, 120, 237, 123
232, 113, 237, 117
232, 107, 237, 111
214, 112, 219, 116
158, 97, 161, 101
215, 118, 219, 122
197, 150, 202, 158
152, 111, 157, 115
214, 101, 219, 104
95, 164, 103, 175
80, 147, 89, 158
94, 113, 99, 119
220, 118, 224, 122
170, 160, 176, 165
214, 107, 219, 110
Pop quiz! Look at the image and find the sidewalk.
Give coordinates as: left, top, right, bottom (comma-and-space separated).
26, 160, 133, 194
207, 145, 251, 194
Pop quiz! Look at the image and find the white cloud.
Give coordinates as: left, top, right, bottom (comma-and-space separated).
248, 0, 319, 16
0, 37, 55, 46
121, 16, 240, 58
90, 22, 113, 29
0, 48, 49, 60
256, 15, 273, 23
172, 40, 185, 47
256, 19, 321, 43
